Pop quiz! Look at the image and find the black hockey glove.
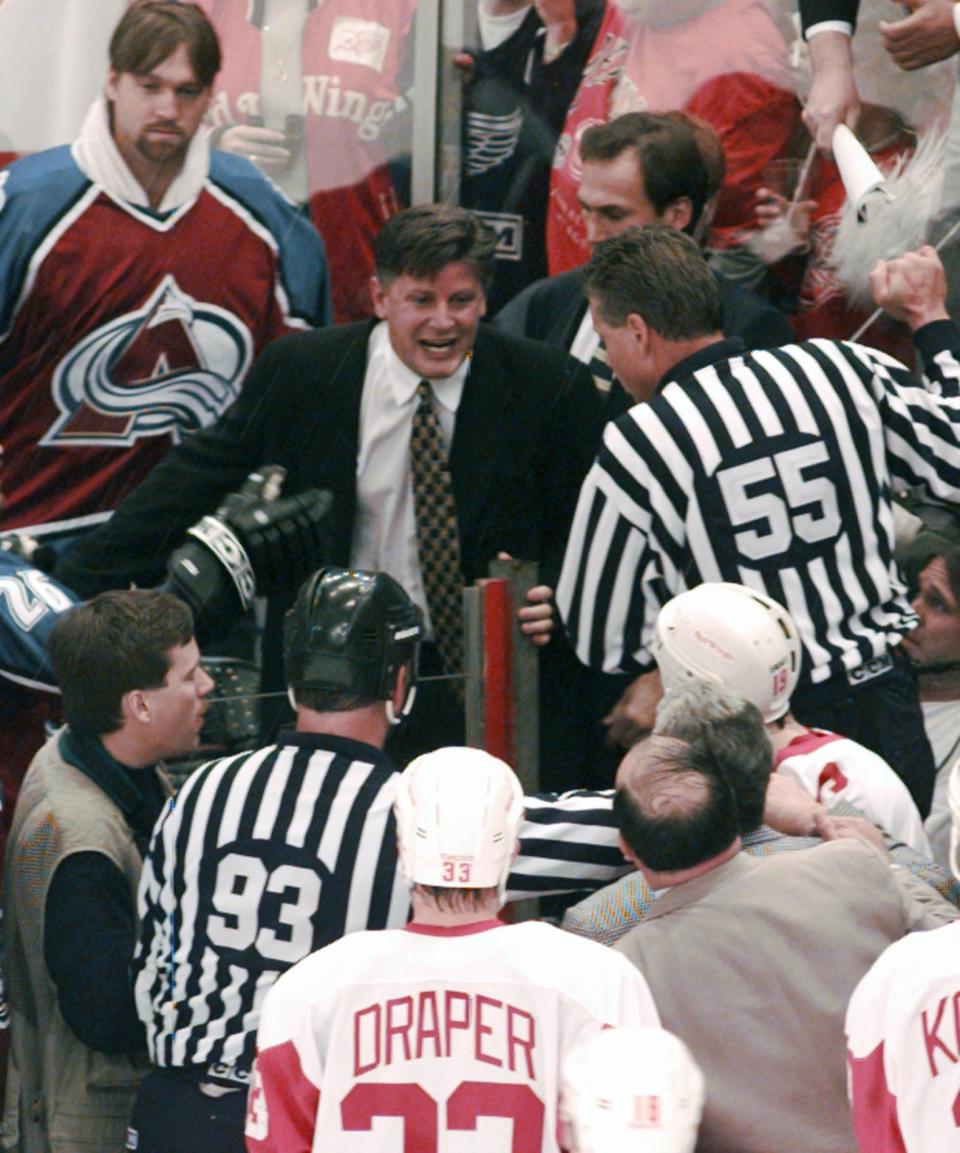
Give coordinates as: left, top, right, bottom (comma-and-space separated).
167, 466, 333, 634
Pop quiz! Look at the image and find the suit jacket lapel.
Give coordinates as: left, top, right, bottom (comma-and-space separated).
554, 269, 590, 350
318, 321, 374, 564
449, 329, 510, 558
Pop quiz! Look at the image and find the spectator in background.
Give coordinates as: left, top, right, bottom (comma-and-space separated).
199, 0, 416, 323
0, 1, 330, 539
900, 543, 960, 868
3, 590, 213, 1153
750, 107, 921, 364
497, 111, 794, 397
458, 0, 605, 313
546, 0, 801, 278
794, 1, 960, 322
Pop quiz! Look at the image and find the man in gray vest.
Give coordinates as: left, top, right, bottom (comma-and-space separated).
3, 589, 213, 1153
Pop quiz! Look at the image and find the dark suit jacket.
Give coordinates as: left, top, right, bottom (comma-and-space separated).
799, 0, 856, 35
58, 322, 604, 699
494, 265, 796, 352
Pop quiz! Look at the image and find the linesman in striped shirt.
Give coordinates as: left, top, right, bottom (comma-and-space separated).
556, 227, 960, 818
130, 566, 626, 1153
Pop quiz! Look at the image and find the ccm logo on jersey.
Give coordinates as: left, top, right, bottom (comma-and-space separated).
329, 17, 390, 72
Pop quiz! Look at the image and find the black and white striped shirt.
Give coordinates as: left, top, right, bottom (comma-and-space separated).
134, 731, 621, 1082
556, 331, 960, 686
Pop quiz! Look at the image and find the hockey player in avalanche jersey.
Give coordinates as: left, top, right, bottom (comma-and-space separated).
0, 1, 331, 537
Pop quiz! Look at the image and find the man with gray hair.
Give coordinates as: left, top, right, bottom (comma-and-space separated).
611, 730, 956, 1153
563, 678, 960, 944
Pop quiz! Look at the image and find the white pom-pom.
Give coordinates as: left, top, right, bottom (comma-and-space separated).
829, 128, 947, 305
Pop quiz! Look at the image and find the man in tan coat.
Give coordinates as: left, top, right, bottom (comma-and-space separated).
613, 732, 957, 1153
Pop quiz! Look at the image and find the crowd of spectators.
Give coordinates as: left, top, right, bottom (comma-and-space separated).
4, 1, 960, 1151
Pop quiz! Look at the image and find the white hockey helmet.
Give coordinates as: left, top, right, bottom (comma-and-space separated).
395, 747, 524, 893
561, 1027, 705, 1153
652, 583, 801, 723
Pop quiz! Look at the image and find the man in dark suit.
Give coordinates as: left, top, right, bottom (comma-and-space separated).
56, 205, 604, 778
495, 111, 795, 370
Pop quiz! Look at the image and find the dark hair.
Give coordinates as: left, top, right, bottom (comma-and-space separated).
660, 111, 726, 200
109, 2, 221, 87
615, 737, 740, 871
655, 681, 773, 834
295, 687, 379, 713
48, 589, 194, 736
901, 536, 960, 601
580, 112, 710, 236
374, 205, 497, 290
584, 226, 724, 338
947, 546, 960, 607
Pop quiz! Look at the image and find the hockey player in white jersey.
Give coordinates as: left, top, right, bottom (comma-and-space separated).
653, 582, 930, 854
845, 758, 960, 1152
560, 1026, 704, 1153
246, 747, 660, 1153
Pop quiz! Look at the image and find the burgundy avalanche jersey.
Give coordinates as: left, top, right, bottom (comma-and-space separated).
200, 0, 416, 323
0, 146, 330, 533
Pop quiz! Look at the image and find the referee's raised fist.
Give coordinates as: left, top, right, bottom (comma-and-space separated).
870, 245, 949, 330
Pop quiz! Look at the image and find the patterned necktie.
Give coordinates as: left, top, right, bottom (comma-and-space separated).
410, 380, 464, 675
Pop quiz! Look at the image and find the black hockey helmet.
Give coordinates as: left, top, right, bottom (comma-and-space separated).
284, 567, 423, 717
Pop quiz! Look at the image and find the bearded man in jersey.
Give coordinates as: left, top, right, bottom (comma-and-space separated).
247, 746, 660, 1153
0, 1, 330, 538
557, 228, 960, 818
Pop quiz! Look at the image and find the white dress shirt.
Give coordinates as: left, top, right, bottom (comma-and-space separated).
350, 321, 470, 636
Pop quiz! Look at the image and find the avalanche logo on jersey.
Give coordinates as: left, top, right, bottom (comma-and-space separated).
41, 275, 252, 448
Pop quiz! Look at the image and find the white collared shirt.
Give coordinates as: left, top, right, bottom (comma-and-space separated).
569, 307, 600, 367
350, 321, 470, 635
